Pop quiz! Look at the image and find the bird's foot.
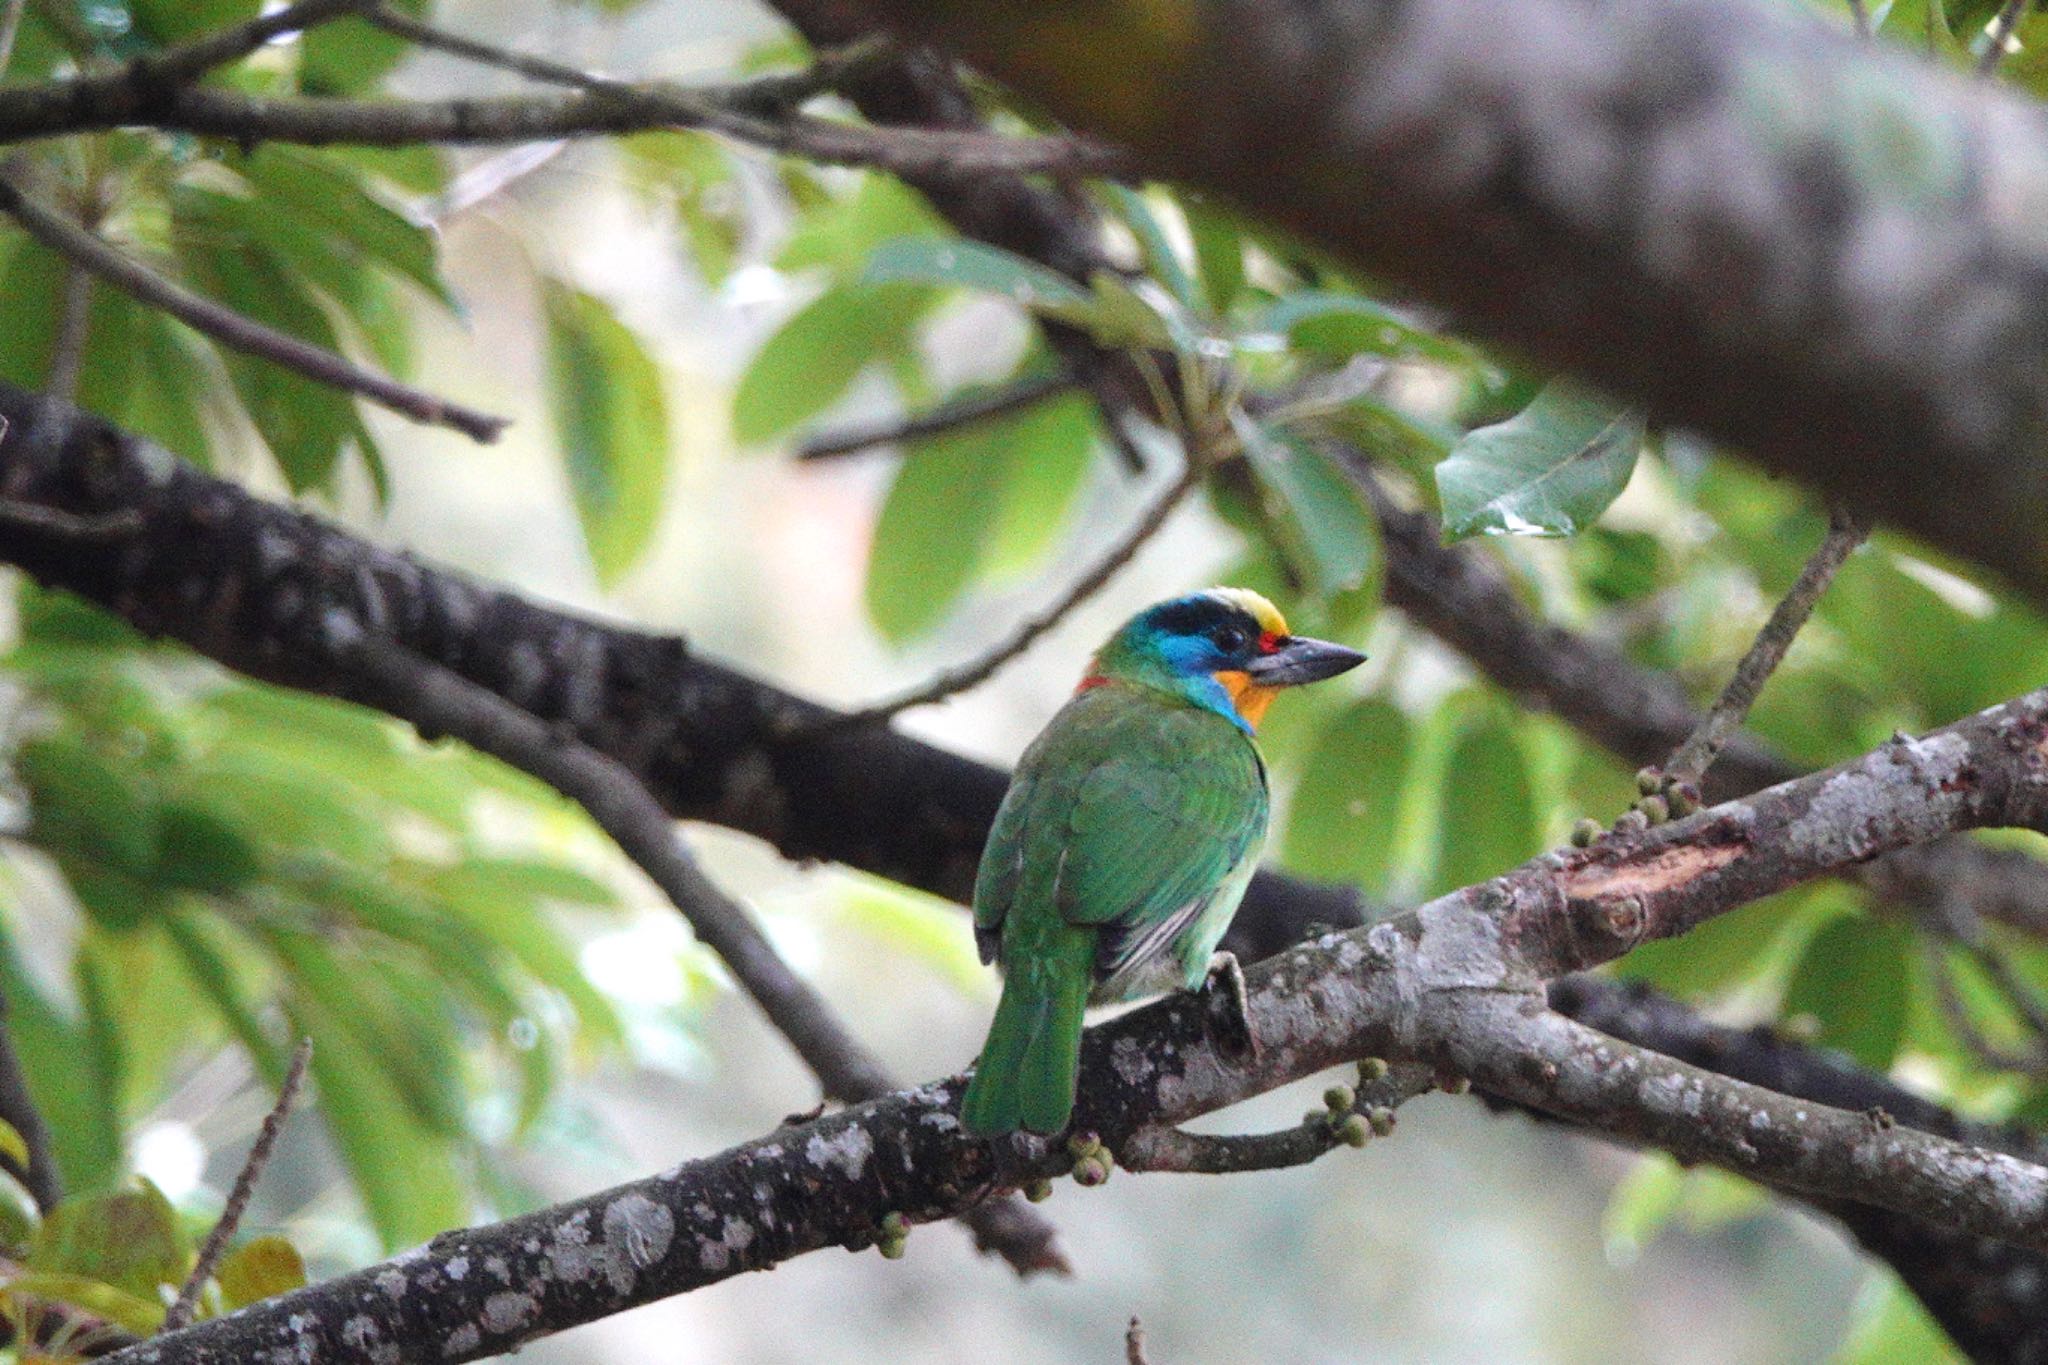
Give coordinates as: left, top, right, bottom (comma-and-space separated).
1199, 951, 1257, 1064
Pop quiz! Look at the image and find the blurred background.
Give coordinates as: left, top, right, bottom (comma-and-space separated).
2, 0, 2036, 1358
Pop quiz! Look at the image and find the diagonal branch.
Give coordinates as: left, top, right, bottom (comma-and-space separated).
337, 636, 1063, 1275
797, 372, 1077, 460
0, 177, 507, 442
829, 447, 1207, 727
162, 1038, 312, 1334
1655, 501, 1869, 794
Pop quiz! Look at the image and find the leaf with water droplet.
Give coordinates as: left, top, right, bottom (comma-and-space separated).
1435, 383, 1643, 541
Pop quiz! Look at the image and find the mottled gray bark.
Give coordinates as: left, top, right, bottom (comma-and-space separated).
843, 0, 2048, 610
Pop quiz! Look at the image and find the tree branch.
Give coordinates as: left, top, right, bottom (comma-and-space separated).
1348, 459, 2048, 940
7, 388, 2048, 1350
834, 0, 2048, 614
0, 177, 508, 442
338, 637, 1063, 1274
828, 449, 1207, 727
102, 683, 2048, 1359
1656, 501, 1868, 793
796, 372, 1076, 460
163, 1038, 312, 1334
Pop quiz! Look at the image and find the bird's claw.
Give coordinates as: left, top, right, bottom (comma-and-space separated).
1199, 951, 1257, 1064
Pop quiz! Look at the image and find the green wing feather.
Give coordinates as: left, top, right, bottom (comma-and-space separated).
963, 685, 1267, 1135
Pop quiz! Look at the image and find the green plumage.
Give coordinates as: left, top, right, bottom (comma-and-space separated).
961, 683, 1268, 1136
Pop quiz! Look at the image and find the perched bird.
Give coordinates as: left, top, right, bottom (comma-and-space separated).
960, 587, 1366, 1136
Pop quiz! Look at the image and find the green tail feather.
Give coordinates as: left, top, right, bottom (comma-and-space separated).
962, 927, 1095, 1136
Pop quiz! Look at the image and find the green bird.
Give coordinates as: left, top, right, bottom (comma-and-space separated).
960, 587, 1366, 1136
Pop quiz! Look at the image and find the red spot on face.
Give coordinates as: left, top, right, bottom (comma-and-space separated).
1075, 674, 1111, 693
1257, 631, 1282, 654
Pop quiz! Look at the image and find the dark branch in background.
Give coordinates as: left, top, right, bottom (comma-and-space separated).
796, 371, 1076, 460
829, 446, 1207, 727
1550, 977, 2048, 1362
1655, 502, 1868, 794
341, 637, 1062, 1274
104, 684, 2048, 1361
0, 176, 508, 443
0, 986, 58, 1214
162, 1038, 312, 1334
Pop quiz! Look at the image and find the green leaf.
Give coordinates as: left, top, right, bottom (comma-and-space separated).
1435, 383, 1643, 540
865, 421, 1009, 641
1837, 1273, 1967, 1363
1282, 700, 1409, 891
1259, 291, 1474, 365
543, 281, 671, 586
298, 2, 422, 95
779, 176, 942, 278
17, 733, 160, 876
231, 147, 451, 306
174, 230, 361, 492
620, 132, 744, 285
163, 910, 287, 1082
1431, 704, 1539, 894
2, 1269, 164, 1337
859, 236, 1088, 311
982, 390, 1099, 575
731, 283, 932, 444
31, 1179, 185, 1309
1182, 195, 1246, 312
1236, 417, 1381, 598
0, 935, 122, 1192
0, 1119, 29, 1174
215, 1236, 307, 1312
1100, 184, 1200, 307
1782, 916, 1911, 1071
154, 799, 265, 893
1617, 883, 1838, 1002
131, 0, 259, 47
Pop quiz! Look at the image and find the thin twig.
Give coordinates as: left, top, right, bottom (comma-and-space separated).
342, 637, 1067, 1276
163, 1037, 313, 1334
828, 457, 1208, 728
797, 372, 1076, 460
1846, 0, 1873, 39
346, 7, 1118, 177
1656, 501, 1867, 792
0, 175, 509, 442
1980, 0, 2029, 74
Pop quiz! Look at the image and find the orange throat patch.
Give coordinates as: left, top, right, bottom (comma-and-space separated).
1213, 669, 1277, 729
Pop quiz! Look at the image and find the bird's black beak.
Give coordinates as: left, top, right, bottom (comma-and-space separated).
1245, 635, 1367, 686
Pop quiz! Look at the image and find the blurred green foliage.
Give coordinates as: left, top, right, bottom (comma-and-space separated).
0, 0, 2043, 1358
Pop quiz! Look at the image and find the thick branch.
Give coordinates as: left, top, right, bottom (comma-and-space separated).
838, 0, 2048, 612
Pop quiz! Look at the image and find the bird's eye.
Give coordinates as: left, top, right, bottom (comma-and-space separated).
1210, 625, 1248, 654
